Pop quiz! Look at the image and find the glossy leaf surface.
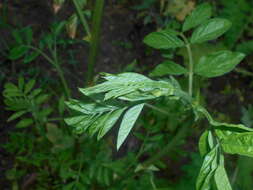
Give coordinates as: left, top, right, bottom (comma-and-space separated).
195, 50, 245, 78
221, 132, 253, 157
143, 30, 184, 49
214, 155, 232, 190
117, 104, 144, 150
196, 145, 218, 190
191, 18, 231, 43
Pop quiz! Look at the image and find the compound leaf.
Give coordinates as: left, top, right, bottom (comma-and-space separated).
80, 72, 174, 101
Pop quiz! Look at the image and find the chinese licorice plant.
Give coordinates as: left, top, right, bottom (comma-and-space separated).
65, 3, 253, 190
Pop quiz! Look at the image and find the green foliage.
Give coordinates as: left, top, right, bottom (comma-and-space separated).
194, 50, 245, 78
182, 3, 212, 32
190, 18, 231, 44
3, 78, 51, 129
3, 1, 253, 190
117, 103, 144, 149
64, 3, 253, 190
143, 29, 184, 49
150, 61, 187, 76
219, 0, 252, 48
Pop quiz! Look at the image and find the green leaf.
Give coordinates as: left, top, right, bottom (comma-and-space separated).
98, 108, 126, 140
8, 46, 28, 60
196, 145, 218, 190
79, 72, 174, 101
194, 105, 253, 133
198, 130, 209, 157
65, 115, 96, 134
191, 18, 232, 44
64, 115, 87, 126
29, 88, 42, 98
16, 118, 33, 128
195, 50, 245, 78
150, 61, 187, 76
35, 94, 50, 105
214, 155, 232, 190
23, 51, 39, 64
24, 79, 36, 94
7, 110, 27, 122
221, 132, 253, 157
18, 77, 25, 91
183, 3, 212, 32
88, 113, 111, 136
117, 104, 144, 150
143, 29, 184, 49
66, 99, 118, 114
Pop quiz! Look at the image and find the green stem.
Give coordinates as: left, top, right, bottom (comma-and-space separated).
145, 103, 170, 116
86, 0, 105, 84
24, 45, 71, 99
150, 173, 157, 190
180, 33, 194, 97
235, 67, 253, 77
72, 0, 91, 36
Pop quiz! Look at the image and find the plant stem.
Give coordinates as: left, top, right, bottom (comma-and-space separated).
145, 103, 170, 116
186, 44, 194, 97
25, 45, 71, 99
72, 0, 91, 36
150, 173, 157, 190
180, 33, 194, 97
86, 0, 105, 84
235, 67, 253, 77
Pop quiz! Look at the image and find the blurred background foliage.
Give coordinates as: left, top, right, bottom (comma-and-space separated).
0, 0, 253, 189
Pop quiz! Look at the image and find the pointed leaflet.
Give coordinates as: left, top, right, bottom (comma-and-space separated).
98, 108, 126, 140
117, 104, 144, 150
199, 131, 208, 157
221, 132, 253, 157
143, 29, 184, 49
191, 18, 231, 44
214, 154, 232, 190
65, 99, 118, 114
195, 50, 245, 78
196, 145, 218, 190
8, 45, 29, 60
183, 3, 212, 32
24, 79, 36, 94
7, 110, 27, 122
150, 61, 187, 76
